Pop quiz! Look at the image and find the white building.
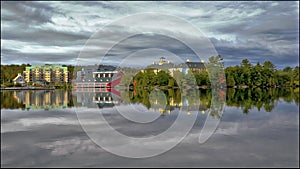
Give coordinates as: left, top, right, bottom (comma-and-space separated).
13, 73, 26, 86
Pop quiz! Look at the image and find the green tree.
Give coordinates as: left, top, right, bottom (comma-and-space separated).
157, 71, 170, 86
283, 66, 292, 73
292, 66, 299, 86
251, 62, 263, 87
241, 59, 251, 68
226, 73, 236, 87
240, 59, 252, 86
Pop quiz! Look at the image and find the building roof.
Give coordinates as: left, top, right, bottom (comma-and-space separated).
146, 62, 176, 70
97, 65, 116, 71
25, 65, 68, 70
146, 61, 205, 69
178, 62, 206, 69
13, 73, 26, 83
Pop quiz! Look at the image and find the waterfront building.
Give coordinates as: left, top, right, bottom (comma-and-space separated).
13, 73, 26, 86
23, 65, 69, 84
73, 65, 123, 88
178, 59, 206, 74
142, 57, 206, 76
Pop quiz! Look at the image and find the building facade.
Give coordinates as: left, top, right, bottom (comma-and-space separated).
142, 57, 206, 76
73, 65, 123, 88
13, 73, 26, 86
23, 65, 69, 84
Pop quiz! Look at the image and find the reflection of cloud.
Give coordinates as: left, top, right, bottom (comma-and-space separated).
0, 111, 104, 133
1, 117, 78, 133
1, 102, 299, 167
38, 137, 104, 156
214, 122, 239, 136
19, 117, 78, 126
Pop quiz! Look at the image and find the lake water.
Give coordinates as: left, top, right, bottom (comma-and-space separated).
1, 88, 299, 167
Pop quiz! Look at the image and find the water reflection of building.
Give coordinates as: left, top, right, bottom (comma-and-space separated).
149, 96, 208, 115
13, 90, 68, 110
150, 104, 175, 115
72, 88, 123, 109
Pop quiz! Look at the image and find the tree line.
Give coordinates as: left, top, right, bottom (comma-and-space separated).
128, 58, 299, 88
0, 64, 28, 85
0, 64, 76, 87
1, 57, 299, 88
225, 59, 299, 87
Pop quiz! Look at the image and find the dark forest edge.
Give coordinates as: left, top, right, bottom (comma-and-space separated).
126, 57, 299, 89
1, 57, 299, 88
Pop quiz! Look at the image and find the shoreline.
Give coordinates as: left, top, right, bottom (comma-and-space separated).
1, 85, 299, 91
1, 87, 56, 90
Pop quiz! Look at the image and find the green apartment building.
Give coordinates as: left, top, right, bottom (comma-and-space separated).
23, 65, 69, 84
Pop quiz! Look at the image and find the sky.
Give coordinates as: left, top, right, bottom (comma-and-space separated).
1, 1, 299, 68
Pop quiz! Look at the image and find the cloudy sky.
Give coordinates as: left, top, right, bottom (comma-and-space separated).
1, 1, 299, 68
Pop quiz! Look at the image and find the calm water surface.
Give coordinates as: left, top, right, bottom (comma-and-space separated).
1, 88, 299, 167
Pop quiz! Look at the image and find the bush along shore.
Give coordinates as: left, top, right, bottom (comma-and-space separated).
0, 83, 73, 90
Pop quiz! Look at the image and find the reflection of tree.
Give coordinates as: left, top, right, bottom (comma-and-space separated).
208, 88, 225, 119
2, 87, 299, 113
129, 89, 151, 108
293, 88, 299, 106
1, 92, 25, 109
128, 88, 211, 115
127, 87, 299, 115
226, 88, 299, 113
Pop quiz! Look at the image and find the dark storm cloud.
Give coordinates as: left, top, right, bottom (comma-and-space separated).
210, 36, 299, 69
2, 1, 91, 46
206, 1, 299, 68
107, 34, 196, 56
1, 1, 58, 25
215, 45, 299, 69
2, 28, 90, 46
77, 32, 218, 66
69, 1, 120, 10
1, 48, 79, 65
0, 1, 298, 67
99, 34, 199, 66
